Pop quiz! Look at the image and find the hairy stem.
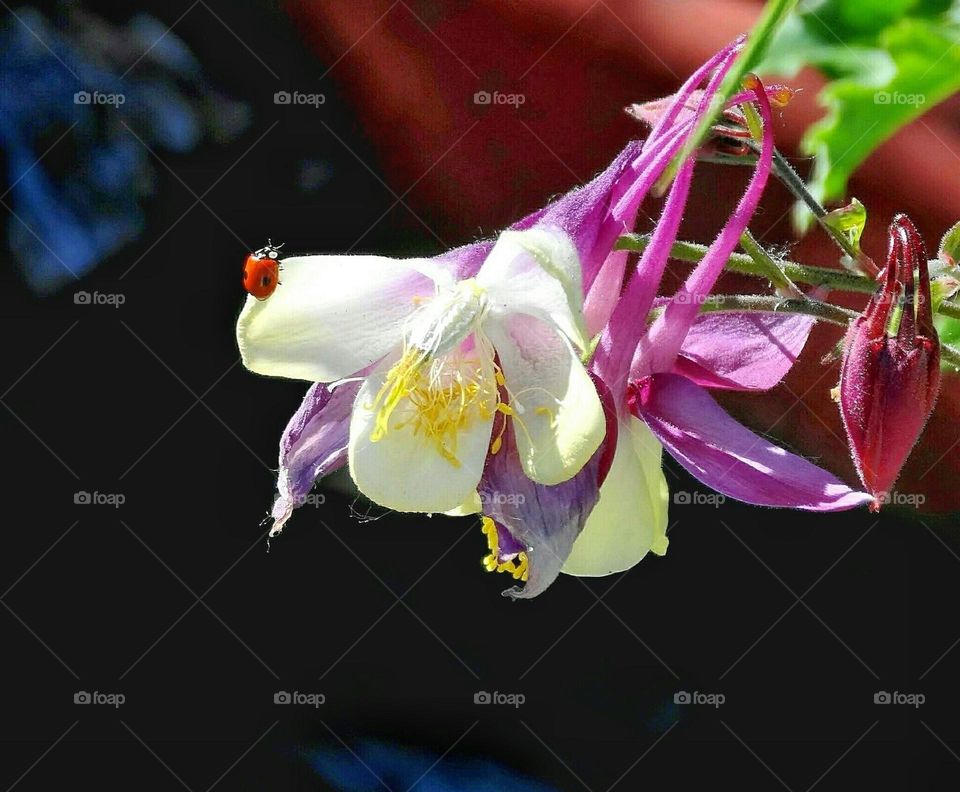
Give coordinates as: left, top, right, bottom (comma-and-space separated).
696, 294, 856, 325
618, 234, 960, 320
670, 295, 960, 369
751, 143, 879, 275
740, 228, 802, 296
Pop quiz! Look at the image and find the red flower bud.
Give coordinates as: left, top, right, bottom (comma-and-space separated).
839, 214, 941, 509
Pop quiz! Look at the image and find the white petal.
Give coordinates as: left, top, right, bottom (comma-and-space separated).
477, 228, 590, 351
562, 415, 669, 576
485, 313, 605, 486
237, 255, 442, 382
443, 491, 482, 516
348, 353, 496, 513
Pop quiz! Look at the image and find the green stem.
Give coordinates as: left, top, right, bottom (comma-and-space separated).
758, 143, 879, 275
938, 300, 960, 321
659, 0, 798, 192
691, 294, 960, 369
618, 234, 874, 291
618, 234, 960, 318
739, 228, 801, 296
695, 295, 854, 325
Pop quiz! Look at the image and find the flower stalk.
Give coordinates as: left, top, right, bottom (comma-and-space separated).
689, 295, 960, 370
617, 234, 960, 322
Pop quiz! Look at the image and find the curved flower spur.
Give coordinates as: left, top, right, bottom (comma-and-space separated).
502, 73, 873, 587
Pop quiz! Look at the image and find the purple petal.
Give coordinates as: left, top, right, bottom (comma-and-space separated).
633, 373, 871, 511
674, 312, 816, 391
591, 45, 745, 396
513, 139, 644, 294
645, 37, 744, 144
477, 375, 616, 599
434, 240, 494, 280
270, 380, 360, 535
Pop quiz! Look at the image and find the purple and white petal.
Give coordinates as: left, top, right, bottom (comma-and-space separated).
513, 139, 644, 293
238, 254, 444, 383
478, 420, 605, 599
484, 312, 605, 486
270, 380, 360, 536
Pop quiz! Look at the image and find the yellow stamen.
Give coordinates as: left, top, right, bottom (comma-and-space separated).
480, 516, 529, 581
535, 405, 557, 429
368, 347, 497, 467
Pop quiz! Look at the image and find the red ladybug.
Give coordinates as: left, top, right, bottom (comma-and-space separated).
243, 242, 284, 300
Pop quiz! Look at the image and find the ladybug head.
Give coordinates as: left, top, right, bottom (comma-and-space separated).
253, 239, 285, 260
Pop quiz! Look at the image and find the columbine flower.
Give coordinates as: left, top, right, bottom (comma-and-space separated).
563, 73, 872, 578
248, 38, 750, 555
240, 42, 865, 599
839, 214, 941, 508
237, 226, 605, 515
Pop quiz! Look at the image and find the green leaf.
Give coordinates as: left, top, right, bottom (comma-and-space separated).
939, 221, 960, 264
756, 0, 960, 226
936, 316, 960, 367
822, 197, 867, 255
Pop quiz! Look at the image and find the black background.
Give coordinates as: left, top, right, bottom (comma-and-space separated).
2, 1, 960, 789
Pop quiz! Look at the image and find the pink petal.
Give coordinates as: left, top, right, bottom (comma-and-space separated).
674, 312, 816, 391
593, 158, 695, 403
646, 36, 744, 145
633, 373, 872, 511
636, 77, 775, 378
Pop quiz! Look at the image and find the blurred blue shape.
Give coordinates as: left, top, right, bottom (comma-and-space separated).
0, 4, 249, 294
303, 738, 559, 792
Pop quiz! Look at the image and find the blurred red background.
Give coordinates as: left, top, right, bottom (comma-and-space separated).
285, 0, 960, 512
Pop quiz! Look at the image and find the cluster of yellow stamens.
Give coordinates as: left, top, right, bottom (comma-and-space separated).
480, 516, 529, 581
369, 348, 499, 467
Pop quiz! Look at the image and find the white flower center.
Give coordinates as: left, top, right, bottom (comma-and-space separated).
367, 279, 501, 466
